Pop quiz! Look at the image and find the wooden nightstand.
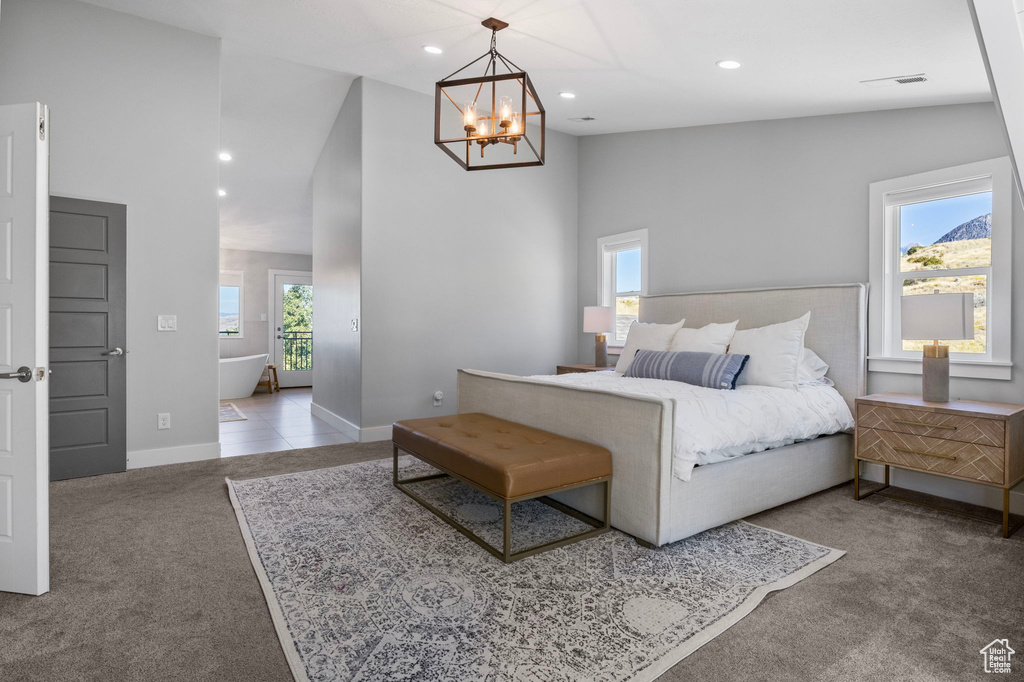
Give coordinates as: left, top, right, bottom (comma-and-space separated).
855, 393, 1024, 538
556, 364, 614, 375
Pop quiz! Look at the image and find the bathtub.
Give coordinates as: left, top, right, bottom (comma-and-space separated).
219, 353, 269, 400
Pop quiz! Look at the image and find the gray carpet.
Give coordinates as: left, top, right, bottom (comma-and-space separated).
0, 441, 1021, 681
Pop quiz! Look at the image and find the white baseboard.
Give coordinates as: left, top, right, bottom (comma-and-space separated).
860, 462, 1024, 515
127, 441, 221, 470
311, 402, 391, 443
358, 425, 392, 442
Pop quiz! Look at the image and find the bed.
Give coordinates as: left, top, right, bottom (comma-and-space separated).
456, 283, 868, 547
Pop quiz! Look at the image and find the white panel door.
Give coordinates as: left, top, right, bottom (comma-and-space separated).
271, 271, 313, 388
0, 103, 50, 596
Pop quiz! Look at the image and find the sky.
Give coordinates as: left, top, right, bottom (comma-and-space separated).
219, 285, 239, 315
900, 191, 992, 247
616, 247, 641, 293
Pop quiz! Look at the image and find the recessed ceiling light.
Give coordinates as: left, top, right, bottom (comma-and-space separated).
559, 92, 576, 99
423, 45, 443, 55
218, 189, 227, 197
717, 60, 742, 70
219, 151, 232, 161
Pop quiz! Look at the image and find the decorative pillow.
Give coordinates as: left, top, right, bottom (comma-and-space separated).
625, 349, 750, 390
614, 318, 686, 374
668, 320, 739, 355
728, 312, 811, 390
798, 347, 830, 385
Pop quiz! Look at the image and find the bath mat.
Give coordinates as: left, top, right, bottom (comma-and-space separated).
219, 402, 247, 423
227, 457, 844, 682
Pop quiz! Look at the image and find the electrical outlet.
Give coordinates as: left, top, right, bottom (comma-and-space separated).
433, 390, 444, 407
351, 318, 359, 332
157, 315, 177, 331
158, 413, 171, 430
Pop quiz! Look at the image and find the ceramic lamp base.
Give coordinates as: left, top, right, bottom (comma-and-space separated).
922, 344, 950, 403
594, 334, 608, 368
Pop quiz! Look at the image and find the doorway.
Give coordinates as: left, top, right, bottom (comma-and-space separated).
49, 197, 127, 480
270, 270, 312, 388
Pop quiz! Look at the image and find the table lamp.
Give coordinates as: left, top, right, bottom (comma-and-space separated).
901, 292, 974, 402
583, 306, 615, 367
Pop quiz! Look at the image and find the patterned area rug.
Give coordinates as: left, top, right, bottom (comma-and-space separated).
219, 402, 247, 423
227, 457, 844, 682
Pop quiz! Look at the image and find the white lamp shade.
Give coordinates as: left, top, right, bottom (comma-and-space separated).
901, 293, 974, 341
583, 306, 615, 333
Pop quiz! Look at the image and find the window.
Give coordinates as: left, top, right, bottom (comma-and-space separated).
598, 229, 649, 345
219, 271, 244, 338
869, 158, 1012, 379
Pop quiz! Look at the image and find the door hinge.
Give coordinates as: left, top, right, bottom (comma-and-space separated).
39, 116, 45, 141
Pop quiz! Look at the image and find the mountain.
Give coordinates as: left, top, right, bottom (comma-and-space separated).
933, 213, 992, 244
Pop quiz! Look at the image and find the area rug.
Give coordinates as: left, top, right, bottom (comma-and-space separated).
227, 457, 844, 682
219, 402, 247, 423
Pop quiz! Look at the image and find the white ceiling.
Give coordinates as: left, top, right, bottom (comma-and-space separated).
218, 45, 354, 254
77, 0, 993, 253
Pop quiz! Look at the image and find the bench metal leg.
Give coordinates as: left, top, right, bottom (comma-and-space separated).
393, 444, 611, 564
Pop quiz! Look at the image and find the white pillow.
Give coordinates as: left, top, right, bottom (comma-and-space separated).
668, 320, 739, 355
798, 347, 830, 385
614, 318, 686, 374
728, 312, 811, 390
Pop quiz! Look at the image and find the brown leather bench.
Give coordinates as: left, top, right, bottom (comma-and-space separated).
392, 412, 612, 563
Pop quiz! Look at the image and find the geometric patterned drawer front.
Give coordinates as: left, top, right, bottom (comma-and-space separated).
858, 404, 1004, 448
857, 427, 1004, 485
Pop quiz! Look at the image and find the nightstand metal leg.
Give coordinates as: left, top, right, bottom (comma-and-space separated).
853, 458, 891, 501
1004, 488, 1010, 539
854, 459, 860, 500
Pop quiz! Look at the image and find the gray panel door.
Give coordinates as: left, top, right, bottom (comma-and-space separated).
49, 197, 127, 480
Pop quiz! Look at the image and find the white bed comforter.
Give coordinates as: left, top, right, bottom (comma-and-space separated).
527, 371, 854, 482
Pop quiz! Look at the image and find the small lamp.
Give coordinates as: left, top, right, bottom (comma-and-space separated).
583, 306, 615, 367
901, 292, 974, 402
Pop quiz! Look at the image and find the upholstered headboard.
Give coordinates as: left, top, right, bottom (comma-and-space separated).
639, 283, 868, 411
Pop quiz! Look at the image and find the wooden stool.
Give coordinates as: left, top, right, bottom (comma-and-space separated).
257, 364, 280, 394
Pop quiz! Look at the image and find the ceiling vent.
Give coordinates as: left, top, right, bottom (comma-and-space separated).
569, 116, 597, 122
860, 73, 931, 88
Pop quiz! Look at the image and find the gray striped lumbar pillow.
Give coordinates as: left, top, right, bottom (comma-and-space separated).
624, 349, 750, 390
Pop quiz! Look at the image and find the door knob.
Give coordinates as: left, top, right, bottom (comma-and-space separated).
103, 347, 125, 356
0, 366, 32, 382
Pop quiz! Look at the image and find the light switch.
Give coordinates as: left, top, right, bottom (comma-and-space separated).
260, 313, 267, 322
158, 315, 177, 331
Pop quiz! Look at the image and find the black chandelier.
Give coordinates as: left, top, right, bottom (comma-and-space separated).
434, 18, 546, 171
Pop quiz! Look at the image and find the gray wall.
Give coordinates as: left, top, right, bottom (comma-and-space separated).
359, 78, 579, 428
219, 249, 313, 359
312, 77, 579, 433
0, 0, 222, 465
578, 102, 1021, 401
578, 102, 1024, 510
312, 80, 363, 428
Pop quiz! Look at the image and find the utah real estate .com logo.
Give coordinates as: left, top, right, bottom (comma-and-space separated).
980, 639, 1015, 674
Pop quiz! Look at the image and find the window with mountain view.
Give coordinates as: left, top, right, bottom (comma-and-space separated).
219, 271, 244, 337
598, 229, 648, 345
869, 158, 1012, 380
899, 191, 991, 353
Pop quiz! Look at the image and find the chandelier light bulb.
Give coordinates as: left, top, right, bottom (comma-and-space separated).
463, 102, 478, 128
498, 95, 513, 122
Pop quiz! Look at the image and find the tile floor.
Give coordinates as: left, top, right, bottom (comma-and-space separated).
218, 387, 353, 457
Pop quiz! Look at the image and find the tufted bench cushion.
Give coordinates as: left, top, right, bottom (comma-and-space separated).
392, 412, 612, 499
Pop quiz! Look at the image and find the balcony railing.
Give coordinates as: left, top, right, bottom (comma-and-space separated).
282, 331, 312, 371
